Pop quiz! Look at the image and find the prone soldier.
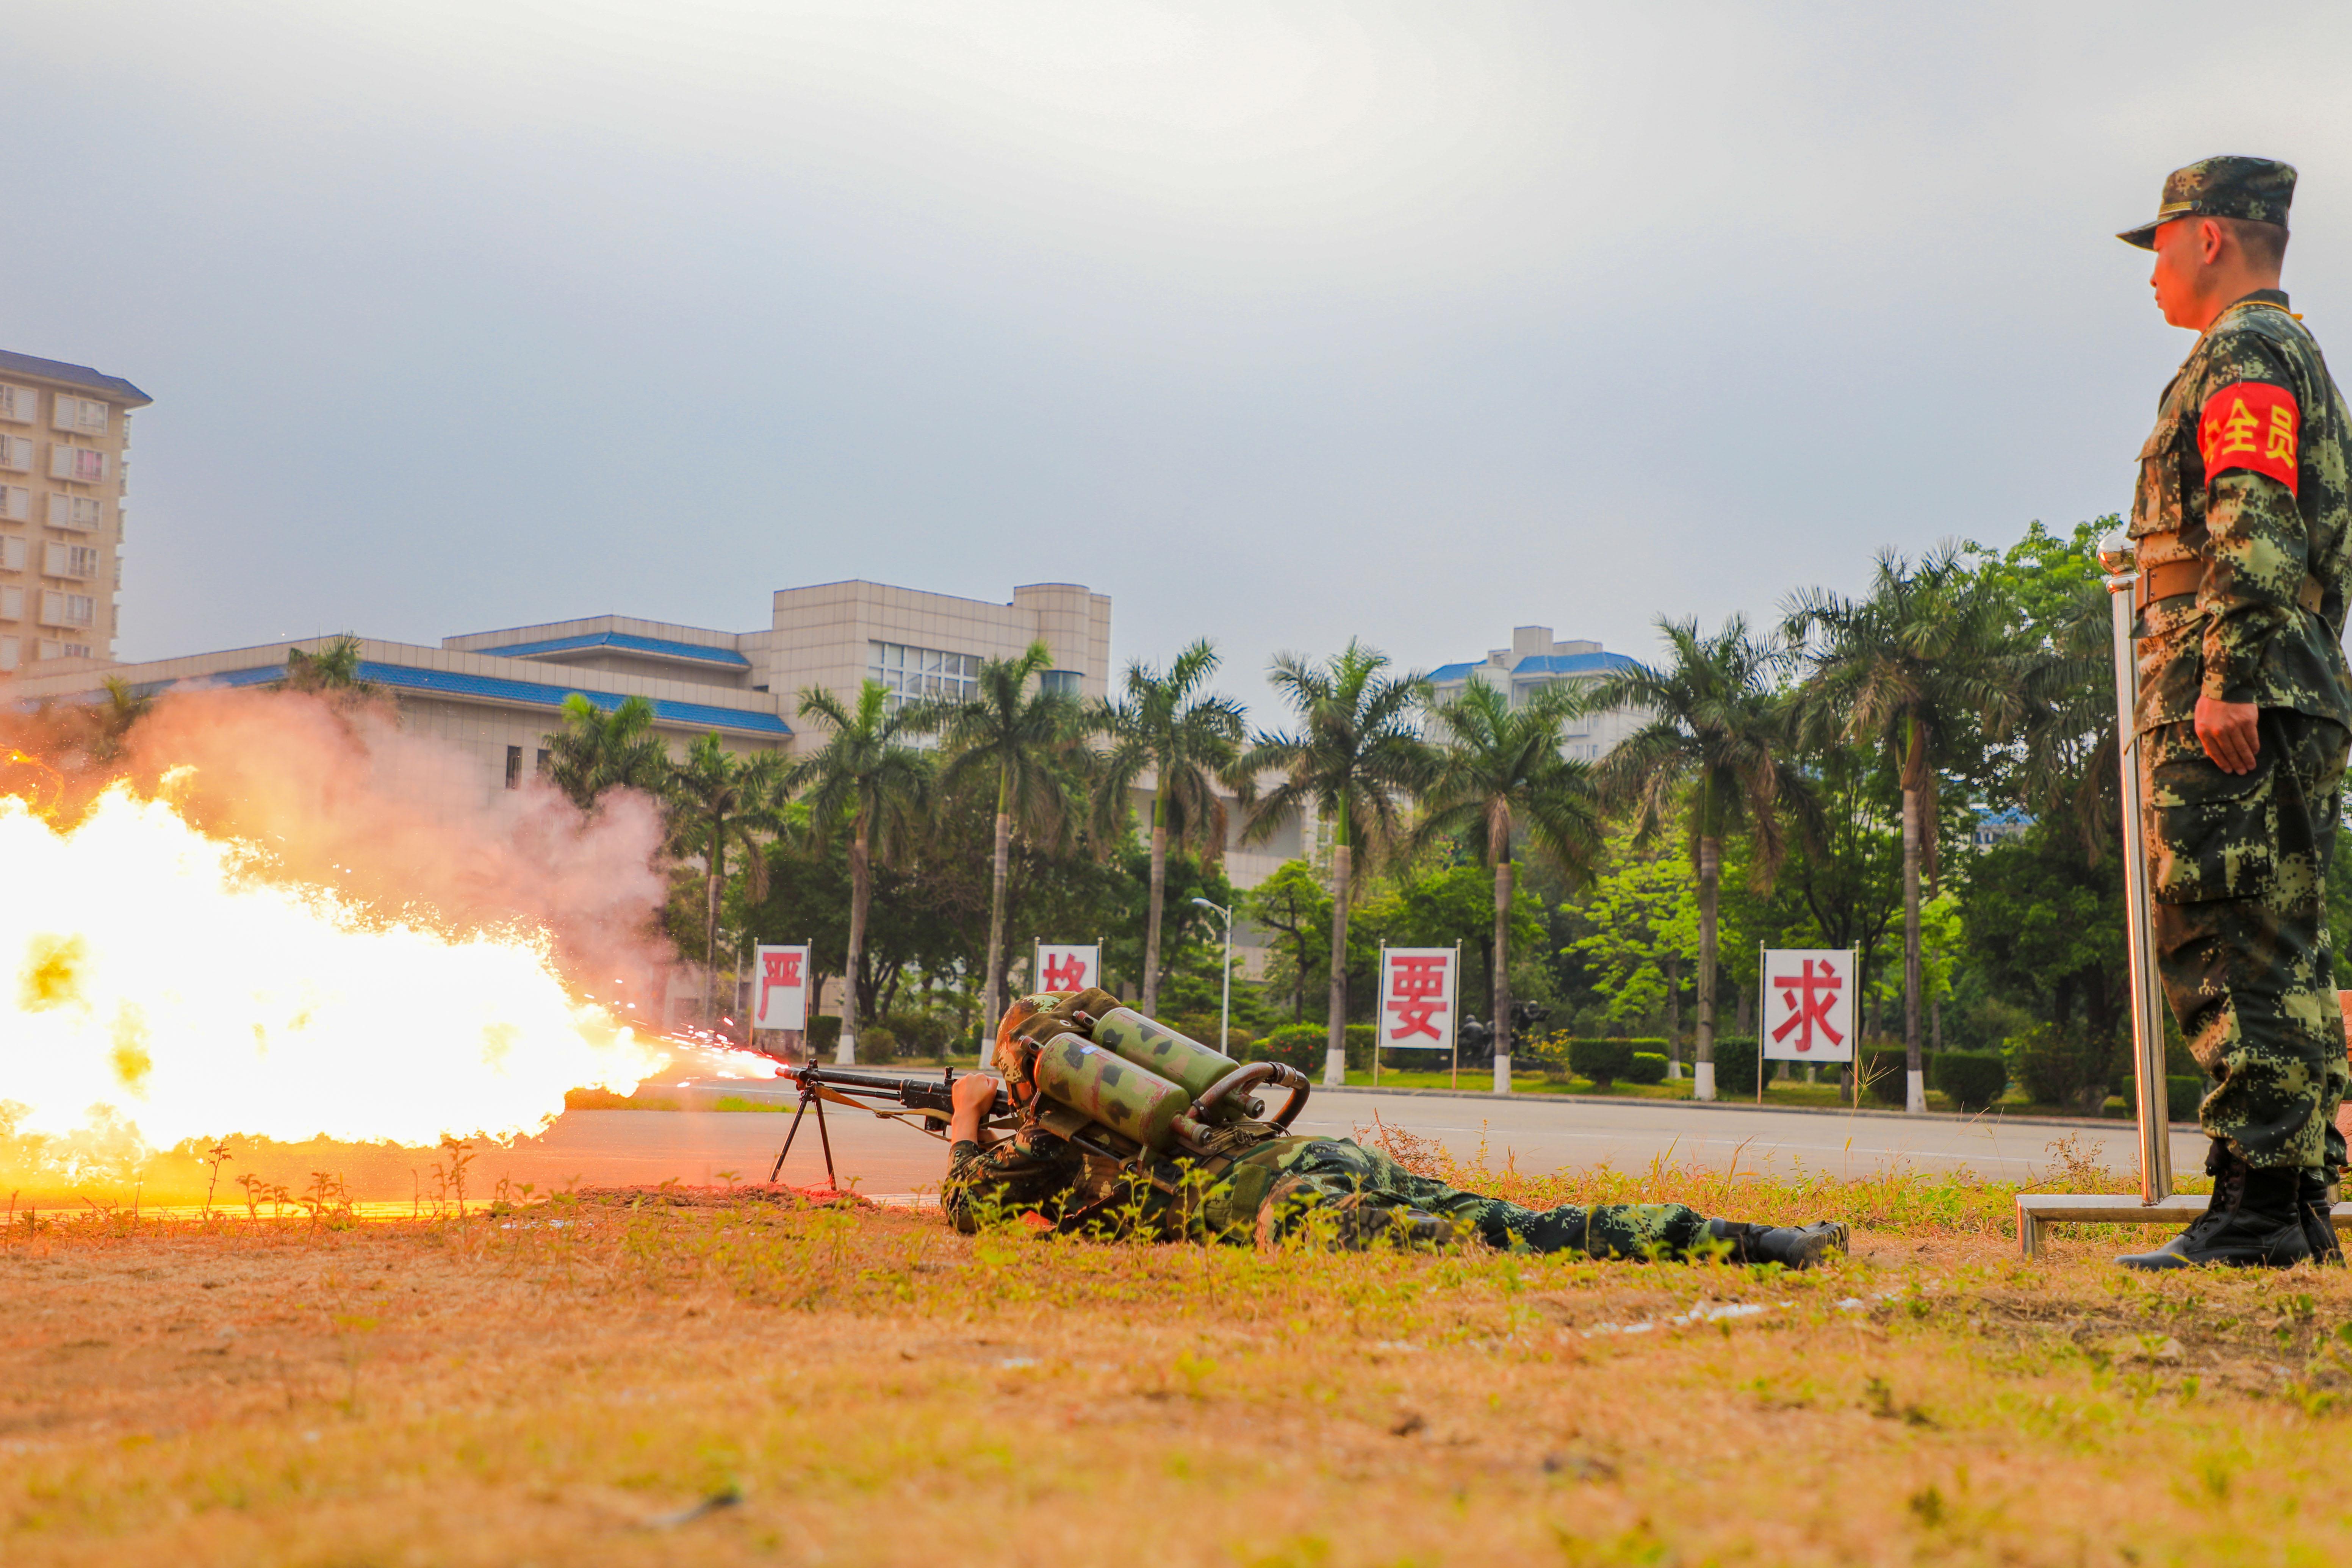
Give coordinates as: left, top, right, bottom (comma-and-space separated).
941, 989, 1848, 1267
2111, 157, 2352, 1269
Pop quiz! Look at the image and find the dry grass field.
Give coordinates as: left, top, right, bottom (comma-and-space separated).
5, 1130, 2351, 1567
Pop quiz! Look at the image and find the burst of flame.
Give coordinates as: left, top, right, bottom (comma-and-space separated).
2, 774, 673, 1151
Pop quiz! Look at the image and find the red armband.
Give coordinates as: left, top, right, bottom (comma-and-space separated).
2198, 380, 2300, 495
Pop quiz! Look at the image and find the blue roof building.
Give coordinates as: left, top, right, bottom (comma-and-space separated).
1426, 626, 1649, 762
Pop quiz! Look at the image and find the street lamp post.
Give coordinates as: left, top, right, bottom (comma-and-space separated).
1192, 897, 1233, 1053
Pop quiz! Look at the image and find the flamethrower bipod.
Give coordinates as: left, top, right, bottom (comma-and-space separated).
764, 1064, 1016, 1188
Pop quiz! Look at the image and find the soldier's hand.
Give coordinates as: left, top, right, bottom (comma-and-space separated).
947, 1069, 1004, 1146
2194, 695, 2262, 774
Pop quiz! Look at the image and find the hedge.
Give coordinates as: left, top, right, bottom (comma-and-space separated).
806, 1015, 842, 1058
1567, 1038, 1636, 1089
1861, 1046, 1911, 1106
1625, 1052, 1669, 1086
1710, 1038, 1760, 1096
1931, 1051, 2007, 1111
1253, 1023, 1325, 1072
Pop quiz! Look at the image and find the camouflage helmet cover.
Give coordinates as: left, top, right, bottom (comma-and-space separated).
2118, 155, 2297, 249
991, 987, 1120, 1084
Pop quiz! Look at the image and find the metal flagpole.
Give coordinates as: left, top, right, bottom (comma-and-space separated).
1375, 945, 1386, 1089
2098, 532, 2173, 1203
1756, 943, 1765, 1106
1450, 941, 1462, 1091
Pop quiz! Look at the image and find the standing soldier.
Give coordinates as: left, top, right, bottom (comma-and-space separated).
2113, 157, 2352, 1269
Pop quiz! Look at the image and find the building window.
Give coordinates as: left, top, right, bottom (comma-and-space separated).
1041, 669, 1081, 698
47, 446, 106, 484
0, 386, 33, 425
869, 641, 981, 709
0, 437, 30, 474
39, 591, 92, 627
0, 586, 21, 620
50, 396, 106, 435
42, 542, 99, 579
0, 486, 26, 521
61, 642, 89, 659
0, 636, 15, 671
46, 494, 103, 530
535, 748, 550, 775
0, 536, 23, 572
35, 638, 60, 661
505, 745, 523, 790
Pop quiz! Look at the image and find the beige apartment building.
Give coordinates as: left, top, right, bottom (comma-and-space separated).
0, 350, 149, 673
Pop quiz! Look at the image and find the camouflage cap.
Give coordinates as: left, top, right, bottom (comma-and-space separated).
2118, 155, 2297, 249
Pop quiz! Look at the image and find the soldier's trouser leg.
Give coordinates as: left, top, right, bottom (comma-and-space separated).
1247, 1139, 1710, 1259
2147, 710, 2350, 1175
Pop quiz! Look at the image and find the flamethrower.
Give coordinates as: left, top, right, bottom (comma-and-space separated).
767, 1006, 1312, 1188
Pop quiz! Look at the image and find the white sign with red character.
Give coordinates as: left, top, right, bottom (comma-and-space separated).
1034, 943, 1100, 994
1760, 948, 1856, 1063
751, 943, 811, 1032
1378, 947, 1458, 1051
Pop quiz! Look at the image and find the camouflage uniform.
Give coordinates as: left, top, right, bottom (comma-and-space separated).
944, 1129, 1714, 1259
2125, 158, 2352, 1176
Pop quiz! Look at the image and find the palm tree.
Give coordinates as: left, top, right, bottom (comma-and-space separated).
1785, 547, 2021, 1112
1242, 642, 1437, 1086
1588, 616, 1807, 1101
543, 693, 670, 812
789, 681, 931, 1063
666, 732, 789, 1031
1090, 639, 1250, 1016
90, 676, 154, 762
282, 634, 377, 698
924, 640, 1083, 1036
1413, 679, 1599, 1093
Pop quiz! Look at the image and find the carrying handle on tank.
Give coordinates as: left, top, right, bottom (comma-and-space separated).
1194, 1061, 1311, 1129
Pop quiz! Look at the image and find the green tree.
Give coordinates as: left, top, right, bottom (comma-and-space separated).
790, 681, 932, 1063
1243, 642, 1437, 1084
1090, 638, 1249, 1016
1572, 824, 1699, 1034
1589, 616, 1805, 1100
1243, 859, 1331, 1020
1413, 679, 1598, 1089
282, 634, 374, 696
542, 693, 670, 812
1787, 546, 2022, 1110
666, 732, 789, 1030
925, 639, 1084, 1034
90, 676, 153, 763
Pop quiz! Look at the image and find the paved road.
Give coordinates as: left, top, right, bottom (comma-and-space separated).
174, 1078, 2205, 1206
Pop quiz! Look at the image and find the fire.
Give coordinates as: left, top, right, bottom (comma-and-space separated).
1, 775, 671, 1153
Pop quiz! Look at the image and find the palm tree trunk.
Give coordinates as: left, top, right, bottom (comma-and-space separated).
1142, 804, 1169, 1015
842, 817, 872, 1065
1901, 784, 1925, 1113
1695, 833, 1720, 1102
1324, 837, 1352, 1088
1491, 853, 1514, 1095
703, 829, 724, 1033
981, 767, 1012, 1044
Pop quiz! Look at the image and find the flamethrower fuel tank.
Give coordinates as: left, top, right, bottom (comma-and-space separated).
1034, 1031, 1189, 1153
1088, 1007, 1244, 1116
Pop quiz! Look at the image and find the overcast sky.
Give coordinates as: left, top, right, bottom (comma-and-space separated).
14, 3, 2352, 715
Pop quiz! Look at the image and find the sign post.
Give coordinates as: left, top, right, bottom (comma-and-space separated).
751, 943, 812, 1049
1378, 946, 1458, 1088
1761, 947, 1857, 1104
1034, 942, 1101, 994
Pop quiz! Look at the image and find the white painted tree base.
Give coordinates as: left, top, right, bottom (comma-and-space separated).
1324, 1050, 1347, 1088
1906, 1069, 1927, 1114
1693, 1062, 1716, 1101
1493, 1055, 1512, 1095
836, 1036, 857, 1065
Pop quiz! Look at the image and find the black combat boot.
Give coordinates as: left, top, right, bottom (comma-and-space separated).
2297, 1169, 2343, 1265
1705, 1219, 1849, 1269
2117, 1140, 2311, 1270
